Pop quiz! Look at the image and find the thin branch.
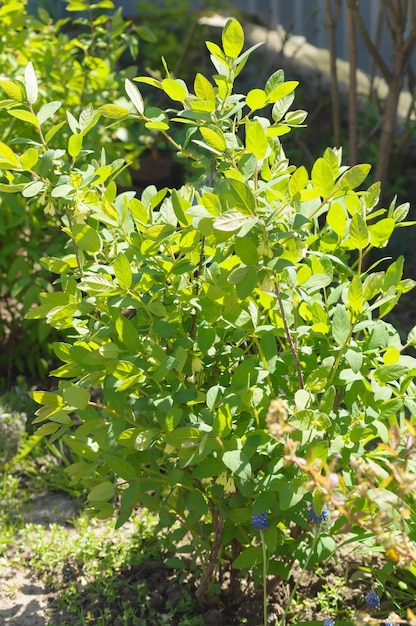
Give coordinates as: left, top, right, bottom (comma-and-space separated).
275, 282, 304, 389
348, 0, 392, 82
195, 505, 223, 600
369, 5, 384, 101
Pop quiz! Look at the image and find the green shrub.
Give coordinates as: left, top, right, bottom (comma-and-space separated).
1, 15, 416, 606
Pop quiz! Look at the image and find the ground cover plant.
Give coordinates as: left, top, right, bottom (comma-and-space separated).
1, 12, 416, 625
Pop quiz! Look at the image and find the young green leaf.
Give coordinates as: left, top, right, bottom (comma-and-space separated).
113, 252, 132, 290
246, 119, 267, 160
24, 61, 38, 104
332, 304, 350, 345
125, 78, 144, 115
222, 19, 244, 59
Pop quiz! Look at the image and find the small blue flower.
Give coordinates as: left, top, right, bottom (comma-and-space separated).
365, 590, 380, 608
252, 512, 269, 530
310, 503, 328, 524
385, 622, 393, 626
323, 619, 335, 626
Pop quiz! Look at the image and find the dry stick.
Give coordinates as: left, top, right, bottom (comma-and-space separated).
275, 283, 304, 389
346, 1, 358, 167
323, 0, 342, 147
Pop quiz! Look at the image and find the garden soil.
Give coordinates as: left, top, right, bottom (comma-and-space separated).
0, 492, 377, 626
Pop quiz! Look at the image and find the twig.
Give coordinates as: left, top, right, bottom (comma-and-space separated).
275, 282, 304, 389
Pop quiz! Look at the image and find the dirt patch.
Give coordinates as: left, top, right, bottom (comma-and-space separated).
0, 567, 51, 625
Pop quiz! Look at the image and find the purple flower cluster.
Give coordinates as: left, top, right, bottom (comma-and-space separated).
366, 590, 381, 609
251, 512, 269, 530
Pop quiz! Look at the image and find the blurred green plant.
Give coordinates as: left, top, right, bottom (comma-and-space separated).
0, 0, 150, 381
0, 14, 415, 621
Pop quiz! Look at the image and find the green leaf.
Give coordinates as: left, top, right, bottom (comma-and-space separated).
222, 449, 251, 483
0, 79, 24, 100
37, 101, 62, 124
246, 88, 266, 111
24, 61, 38, 104
222, 19, 244, 59
311, 157, 334, 196
213, 210, 248, 232
125, 78, 144, 115
115, 315, 140, 353
22, 181, 45, 198
36, 423, 60, 437
232, 545, 262, 570
107, 360, 139, 379
62, 383, 90, 410
98, 104, 130, 119
224, 178, 256, 215
327, 202, 347, 238
349, 212, 369, 249
260, 331, 278, 373
194, 73, 215, 103
79, 103, 95, 133
235, 236, 258, 265
20, 147, 39, 170
103, 453, 137, 481
236, 270, 257, 299
271, 93, 295, 122
136, 24, 157, 42
227, 266, 252, 285
289, 165, 308, 199
265, 69, 284, 95
332, 304, 350, 345
280, 484, 304, 510
339, 163, 371, 189
164, 427, 201, 447
8, 108, 38, 126
200, 126, 226, 152
348, 275, 363, 315
72, 223, 101, 252
51, 183, 75, 199
0, 141, 20, 168
246, 119, 267, 160
68, 133, 83, 158
88, 481, 115, 502
266, 81, 298, 103
374, 364, 409, 383
30, 391, 64, 407
213, 404, 232, 437
0, 183, 26, 192
369, 218, 395, 248
383, 256, 404, 290
113, 252, 132, 290
161, 78, 188, 102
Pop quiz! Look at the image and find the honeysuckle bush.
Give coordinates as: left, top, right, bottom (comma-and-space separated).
2, 15, 415, 615
0, 0, 150, 377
